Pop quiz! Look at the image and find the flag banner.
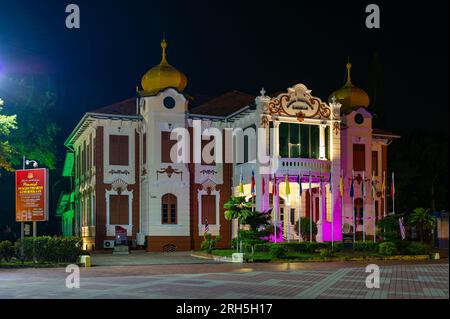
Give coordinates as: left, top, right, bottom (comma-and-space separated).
251, 169, 256, 195
399, 217, 406, 240
350, 174, 354, 198
262, 177, 265, 195
329, 171, 332, 193
205, 217, 209, 233
390, 172, 395, 199
272, 174, 277, 195
371, 172, 377, 200
339, 173, 344, 198
362, 171, 366, 198
298, 175, 302, 196
285, 174, 291, 196
381, 172, 386, 199
239, 169, 244, 195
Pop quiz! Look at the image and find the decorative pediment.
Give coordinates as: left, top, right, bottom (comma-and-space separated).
201, 178, 217, 195
111, 178, 128, 194
267, 83, 331, 120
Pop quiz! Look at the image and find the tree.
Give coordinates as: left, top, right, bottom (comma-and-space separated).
377, 214, 402, 241
238, 210, 272, 257
0, 74, 60, 169
294, 217, 317, 241
408, 207, 435, 243
223, 196, 252, 252
0, 98, 17, 173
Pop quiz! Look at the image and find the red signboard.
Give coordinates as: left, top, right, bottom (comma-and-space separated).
15, 168, 49, 222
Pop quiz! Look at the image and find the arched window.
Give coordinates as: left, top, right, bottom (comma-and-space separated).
162, 194, 177, 224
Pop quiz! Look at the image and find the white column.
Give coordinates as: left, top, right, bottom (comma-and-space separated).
274, 179, 280, 242
319, 124, 326, 160
272, 120, 280, 158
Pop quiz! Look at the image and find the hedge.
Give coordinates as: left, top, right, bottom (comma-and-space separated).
13, 236, 86, 263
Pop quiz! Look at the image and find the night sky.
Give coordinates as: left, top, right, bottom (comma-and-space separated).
0, 0, 448, 158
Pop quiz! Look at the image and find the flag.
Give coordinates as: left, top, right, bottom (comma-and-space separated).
350, 171, 354, 198
204, 217, 209, 233
339, 171, 344, 198
285, 174, 291, 196
262, 176, 265, 195
298, 175, 302, 196
239, 169, 244, 194
362, 171, 366, 198
308, 172, 312, 193
381, 172, 386, 199
399, 217, 406, 240
272, 174, 277, 195
371, 171, 377, 200
251, 169, 256, 195
390, 172, 395, 199
329, 171, 332, 193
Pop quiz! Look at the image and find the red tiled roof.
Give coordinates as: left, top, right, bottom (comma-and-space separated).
91, 98, 136, 116
189, 90, 255, 117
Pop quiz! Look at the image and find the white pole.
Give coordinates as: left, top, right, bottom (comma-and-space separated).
392, 172, 395, 215
352, 170, 355, 245
298, 175, 301, 242
331, 178, 334, 250
274, 177, 278, 243
384, 171, 387, 218
362, 172, 365, 242
309, 173, 312, 242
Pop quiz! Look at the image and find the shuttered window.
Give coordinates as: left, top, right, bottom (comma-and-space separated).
161, 132, 177, 163
161, 194, 177, 224
109, 135, 129, 165
201, 195, 216, 224
109, 195, 129, 225
353, 144, 365, 171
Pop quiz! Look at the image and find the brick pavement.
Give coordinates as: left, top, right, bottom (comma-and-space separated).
0, 261, 448, 299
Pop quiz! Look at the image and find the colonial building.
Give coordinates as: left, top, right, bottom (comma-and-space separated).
61, 39, 399, 251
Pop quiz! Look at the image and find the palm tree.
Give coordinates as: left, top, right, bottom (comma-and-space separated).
408, 207, 435, 243
224, 196, 252, 252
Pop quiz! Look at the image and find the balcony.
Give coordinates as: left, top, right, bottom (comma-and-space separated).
278, 157, 331, 175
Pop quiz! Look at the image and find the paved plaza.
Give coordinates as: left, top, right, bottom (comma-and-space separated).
0, 256, 448, 299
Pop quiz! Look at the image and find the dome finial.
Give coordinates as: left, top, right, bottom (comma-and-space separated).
346, 57, 352, 86
161, 33, 168, 63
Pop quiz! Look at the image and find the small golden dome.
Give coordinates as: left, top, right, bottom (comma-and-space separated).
141, 39, 188, 94
329, 62, 370, 113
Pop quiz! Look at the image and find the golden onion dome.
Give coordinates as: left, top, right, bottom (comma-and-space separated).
328, 62, 370, 113
141, 39, 188, 94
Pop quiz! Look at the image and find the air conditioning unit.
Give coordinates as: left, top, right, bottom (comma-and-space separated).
103, 240, 115, 249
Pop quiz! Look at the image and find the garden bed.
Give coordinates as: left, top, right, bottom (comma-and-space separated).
193, 249, 431, 263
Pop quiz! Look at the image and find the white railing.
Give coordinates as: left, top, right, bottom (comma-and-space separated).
279, 157, 331, 174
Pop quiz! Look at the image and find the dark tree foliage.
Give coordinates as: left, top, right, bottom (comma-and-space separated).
388, 130, 449, 214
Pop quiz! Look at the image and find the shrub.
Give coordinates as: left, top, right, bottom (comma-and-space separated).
254, 243, 270, 252
13, 236, 84, 263
269, 244, 288, 259
378, 242, 397, 256
354, 241, 379, 252
403, 241, 430, 255
201, 233, 221, 254
0, 241, 15, 263
319, 248, 334, 258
